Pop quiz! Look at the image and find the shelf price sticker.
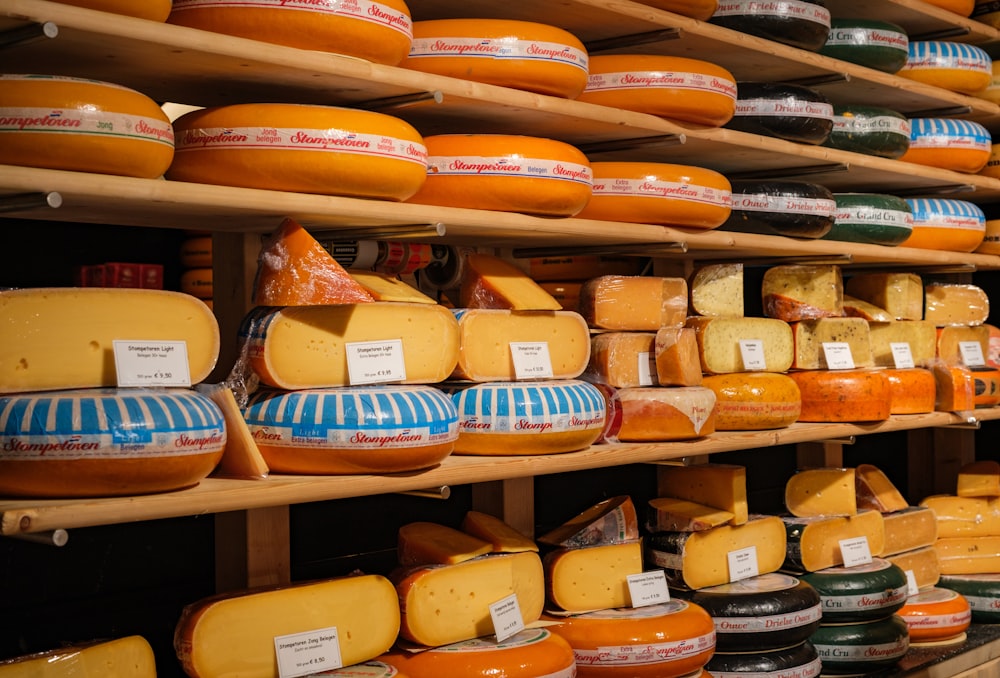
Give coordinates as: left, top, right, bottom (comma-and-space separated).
822, 342, 855, 370
727, 546, 760, 582
113, 340, 191, 387
905, 569, 920, 597
890, 342, 915, 370
489, 593, 525, 642
637, 352, 655, 386
959, 340, 987, 368
510, 342, 554, 380
346, 339, 406, 385
627, 570, 671, 608
739, 340, 767, 371
839, 537, 873, 568
274, 626, 343, 678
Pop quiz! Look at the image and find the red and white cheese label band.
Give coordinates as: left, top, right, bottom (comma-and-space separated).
584, 70, 737, 100
0, 105, 174, 148
589, 177, 731, 208
712, 0, 831, 26
424, 155, 592, 186
408, 36, 588, 72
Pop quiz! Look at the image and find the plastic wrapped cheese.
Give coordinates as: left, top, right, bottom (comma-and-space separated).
458, 253, 563, 310
762, 264, 843, 321
722, 180, 836, 238
790, 318, 874, 369
600, 385, 716, 442
690, 263, 744, 317
579, 275, 688, 331
845, 272, 924, 321
819, 19, 909, 73
925, 283, 990, 327
898, 41, 992, 94
937, 325, 990, 364
702, 372, 801, 430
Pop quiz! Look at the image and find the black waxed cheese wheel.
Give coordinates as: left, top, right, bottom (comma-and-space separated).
819, 19, 909, 73
823, 104, 911, 159
711, 0, 831, 51
726, 81, 834, 145
721, 180, 836, 238
706, 641, 822, 677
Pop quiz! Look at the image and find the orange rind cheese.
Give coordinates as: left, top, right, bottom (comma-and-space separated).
580, 275, 688, 331
898, 41, 992, 94
601, 385, 716, 442
790, 369, 892, 422
885, 368, 937, 414
899, 118, 992, 173
702, 372, 801, 430
458, 253, 563, 310
902, 199, 986, 253
58, 0, 172, 20
633, 0, 719, 20
898, 587, 972, 644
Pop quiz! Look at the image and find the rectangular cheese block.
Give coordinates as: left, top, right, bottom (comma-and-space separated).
881, 506, 938, 556
868, 320, 937, 367
782, 510, 886, 572
646, 515, 787, 590
924, 283, 990, 327
538, 496, 639, 548
646, 497, 736, 532
654, 327, 703, 386
579, 275, 688, 331
845, 272, 924, 321
920, 495, 1000, 538
855, 463, 909, 513
657, 463, 749, 525
544, 540, 644, 612
586, 332, 658, 388
886, 546, 941, 590
957, 460, 1000, 498
785, 467, 858, 517
451, 308, 590, 382
461, 511, 539, 553
685, 316, 794, 373
459, 253, 562, 310
935, 536, 1000, 575
0, 637, 156, 677
790, 318, 873, 369
602, 386, 716, 442
397, 522, 493, 567
937, 325, 990, 364
348, 269, 437, 303
690, 263, 744, 317
762, 264, 843, 321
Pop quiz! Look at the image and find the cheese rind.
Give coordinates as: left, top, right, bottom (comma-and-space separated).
781, 510, 887, 572
790, 317, 874, 369
657, 463, 749, 525
646, 497, 736, 532
538, 495, 639, 548
579, 275, 688, 331
690, 263, 744, 317
0, 636, 156, 677
459, 253, 562, 310
686, 316, 794, 373
898, 587, 972, 643
843, 295, 894, 322
601, 386, 716, 442
762, 265, 844, 321
845, 272, 923, 321
882, 506, 939, 556
544, 540, 644, 612
791, 369, 892, 422
702, 372, 802, 430
869, 320, 937, 367
925, 283, 990, 326
933, 365, 1000, 411
855, 463, 910, 513
957, 460, 1000, 497
885, 368, 937, 414
398, 522, 492, 567
785, 467, 858, 517
654, 327, 703, 386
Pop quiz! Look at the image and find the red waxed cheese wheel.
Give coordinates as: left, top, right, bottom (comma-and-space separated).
58, 0, 172, 20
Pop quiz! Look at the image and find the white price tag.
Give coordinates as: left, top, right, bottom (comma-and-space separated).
113, 340, 191, 387
637, 352, 654, 387
839, 537, 873, 568
489, 593, 525, 642
274, 626, 343, 678
627, 570, 671, 608
890, 342, 915, 370
739, 340, 767, 371
822, 342, 856, 370
345, 339, 406, 385
905, 569, 919, 597
959, 340, 987, 368
727, 546, 760, 582
510, 342, 554, 380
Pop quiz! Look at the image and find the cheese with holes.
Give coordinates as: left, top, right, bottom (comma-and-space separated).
856, 464, 910, 514
800, 559, 908, 622
958, 460, 1000, 497
458, 253, 562, 311
397, 522, 492, 567
242, 385, 458, 474
539, 496, 639, 548
601, 386, 716, 442
0, 74, 174, 178
898, 41, 992, 94
658, 463, 749, 525
885, 368, 937, 414
762, 265, 843, 321
654, 328, 703, 386
690, 263, 744, 317
348, 270, 436, 304
461, 511, 538, 553
790, 317, 873, 369
175, 574, 400, 677
587, 332, 658, 388
903, 199, 986, 252
394, 552, 544, 647
702, 372, 801, 430
937, 325, 990, 363
786, 468, 858, 517
403, 19, 588, 98
782, 510, 886, 572
241, 303, 459, 389
168, 0, 413, 64
883, 506, 939, 556
869, 321, 937, 367
900, 118, 992, 173
926, 283, 990, 327
889, 546, 941, 590
0, 287, 219, 393
899, 587, 973, 643
646, 497, 736, 532
647, 515, 788, 589
580, 276, 688, 331
407, 134, 592, 216
447, 380, 605, 455
169, 104, 428, 199
0, 636, 157, 677
686, 316, 794, 373
936, 536, 1000, 574
845, 272, 923, 321
939, 573, 1000, 623
577, 161, 732, 228
920, 495, 1000, 537
545, 541, 644, 612
791, 369, 892, 422
579, 54, 737, 126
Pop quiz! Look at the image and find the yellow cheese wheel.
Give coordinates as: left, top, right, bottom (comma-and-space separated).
0, 74, 174, 178
702, 372, 801, 430
168, 0, 413, 65
402, 19, 589, 98
899, 119, 992, 174
168, 103, 427, 200
57, 0, 172, 20
578, 54, 738, 127
901, 199, 986, 253
898, 41, 992, 94
885, 368, 936, 414
790, 369, 892, 422
180, 267, 213, 299
576, 161, 732, 228
406, 134, 592, 216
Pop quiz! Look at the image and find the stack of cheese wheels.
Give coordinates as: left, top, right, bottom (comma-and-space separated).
900, 118, 992, 173
407, 134, 592, 216
902, 198, 986, 252
709, 0, 831, 51
577, 54, 738, 126
58, 0, 172, 20
167, 0, 414, 65
897, 587, 972, 644
819, 18, 909, 73
0, 74, 175, 178
899, 41, 992, 94
402, 19, 589, 98
168, 103, 428, 200
179, 233, 213, 309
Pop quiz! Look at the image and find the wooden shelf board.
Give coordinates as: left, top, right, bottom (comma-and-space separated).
824, 0, 1000, 43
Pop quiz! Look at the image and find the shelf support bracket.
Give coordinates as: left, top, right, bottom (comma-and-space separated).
397, 486, 451, 500
0, 20, 58, 49
0, 192, 62, 213
5, 529, 68, 547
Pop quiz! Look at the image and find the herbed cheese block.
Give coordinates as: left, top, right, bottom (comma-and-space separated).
685, 316, 794, 373
845, 272, 923, 321
0, 287, 220, 393
957, 460, 1000, 497
882, 506, 939, 556
394, 552, 544, 647
920, 495, 1000, 537
762, 264, 843, 321
168, 0, 413, 65
925, 283, 990, 327
601, 386, 716, 442
587, 332, 658, 388
722, 180, 836, 238
705, 641, 821, 678
654, 328, 703, 387
403, 19, 589, 98
935, 536, 1000, 574
819, 19, 909, 73
937, 325, 990, 364
810, 615, 909, 673
579, 275, 688, 331
447, 380, 605, 456
538, 495, 639, 548
0, 388, 225, 498
790, 369, 892, 422
725, 81, 834, 145
169, 104, 428, 200
348, 270, 436, 304
869, 321, 937, 368
242, 385, 458, 474
240, 303, 459, 389
702, 372, 801, 431
0, 636, 157, 677
900, 118, 992, 173
888, 546, 941, 590
789, 317, 874, 369
407, 134, 592, 217
0, 74, 174, 178
458, 253, 562, 311
781, 510, 886, 572
461, 511, 538, 553
826, 192, 913, 244
689, 263, 744, 317
710, 0, 831, 51
885, 368, 937, 414
856, 464, 910, 514
903, 198, 986, 253
939, 573, 1000, 623
646, 497, 736, 532
898, 41, 992, 94
646, 515, 788, 589
544, 540, 644, 612
800, 559, 908, 623
897, 587, 972, 644
397, 522, 492, 567
658, 463, 749, 525
175, 574, 400, 678
785, 467, 858, 518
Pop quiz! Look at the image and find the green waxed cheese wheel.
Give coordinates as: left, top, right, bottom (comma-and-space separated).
811, 615, 909, 673
824, 193, 913, 246
819, 18, 909, 73
823, 105, 910, 159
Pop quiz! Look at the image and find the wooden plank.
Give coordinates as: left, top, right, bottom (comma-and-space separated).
215, 506, 291, 591
795, 441, 846, 469
471, 477, 536, 537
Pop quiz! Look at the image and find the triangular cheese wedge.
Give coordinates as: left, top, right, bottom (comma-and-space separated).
200, 384, 269, 480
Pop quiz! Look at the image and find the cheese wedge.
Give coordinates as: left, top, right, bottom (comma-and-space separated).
348, 269, 437, 303
869, 320, 937, 367
459, 253, 562, 310
781, 510, 886, 572
762, 264, 844, 321
786, 467, 858, 517
200, 384, 269, 480
937, 325, 990, 364
646, 497, 736, 532
579, 275, 688, 331
702, 372, 802, 431
845, 272, 924, 321
545, 541, 644, 612
690, 262, 744, 317
886, 546, 941, 590
0, 637, 156, 677
957, 460, 1000, 497
398, 522, 493, 567
882, 506, 938, 556
790, 318, 874, 369
843, 295, 893, 322
657, 463, 749, 525
461, 511, 538, 553
538, 495, 639, 548
856, 463, 909, 513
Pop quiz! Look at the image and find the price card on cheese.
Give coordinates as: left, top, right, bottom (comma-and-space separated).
727, 546, 760, 582
822, 342, 855, 370
274, 626, 343, 678
889, 342, 915, 369
345, 339, 406, 384
489, 593, 525, 642
113, 340, 191, 387
739, 340, 767, 371
839, 537, 873, 568
959, 340, 987, 368
510, 342, 554, 380
637, 352, 655, 386
627, 570, 670, 608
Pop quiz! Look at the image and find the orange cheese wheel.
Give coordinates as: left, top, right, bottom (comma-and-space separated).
600, 385, 716, 442
406, 134, 592, 216
885, 368, 936, 414
902, 199, 986, 253
57, 0, 173, 21
0, 74, 174, 178
925, 0, 975, 15
979, 144, 1000, 179
168, 104, 427, 200
310, 661, 409, 677
974, 61, 1000, 104
180, 267, 213, 300
403, 19, 589, 98
899, 119, 992, 173
702, 372, 801, 430
168, 0, 413, 65
789, 369, 892, 422
179, 236, 213, 268
987, 323, 1000, 367
899, 41, 992, 94
898, 588, 972, 644
633, 0, 719, 20
578, 54, 738, 127
576, 162, 732, 228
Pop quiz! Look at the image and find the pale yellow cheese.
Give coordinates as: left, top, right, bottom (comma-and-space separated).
348, 269, 437, 303
544, 541, 644, 612
461, 511, 538, 553
762, 264, 844, 321
200, 384, 269, 480
397, 522, 493, 567
785, 467, 858, 517
790, 318, 874, 369
935, 536, 1000, 575
459, 253, 562, 310
920, 495, 1000, 537
782, 510, 886, 572
856, 463, 909, 513
685, 316, 794, 373
690, 263, 744, 317
925, 283, 990, 326
846, 272, 924, 321
646, 497, 736, 532
654, 327, 703, 386
538, 495, 639, 548
868, 320, 938, 367
586, 332, 657, 387
886, 546, 941, 590
957, 460, 1000, 497
843, 295, 893, 322
579, 275, 688, 330
937, 325, 991, 364
657, 463, 749, 525
882, 506, 938, 556
0, 637, 156, 677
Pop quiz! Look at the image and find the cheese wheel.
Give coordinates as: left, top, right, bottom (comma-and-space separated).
601, 386, 716, 442
168, 0, 413, 65
901, 198, 986, 252
0, 387, 224, 498
981, 144, 1000, 179
823, 105, 911, 159
899, 41, 992, 94
939, 573, 1000, 623
578, 54, 738, 127
576, 161, 732, 229
705, 641, 821, 678
790, 369, 891, 422
308, 661, 407, 677
447, 380, 605, 455
976, 218, 1000, 253
710, 0, 831, 51
180, 267, 213, 300
900, 118, 992, 173
810, 616, 909, 673
242, 385, 458, 474
725, 81, 834, 145
885, 368, 937, 414
407, 134, 592, 216
168, 104, 427, 200
0, 636, 157, 676
826, 193, 913, 246
898, 587, 972, 644
702, 372, 801, 430
819, 19, 909, 73
58, 0, 172, 21
975, 60, 1000, 104
402, 19, 589, 98
722, 180, 836, 238
928, 0, 975, 14
544, 600, 716, 678
800, 559, 908, 623
0, 74, 174, 178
